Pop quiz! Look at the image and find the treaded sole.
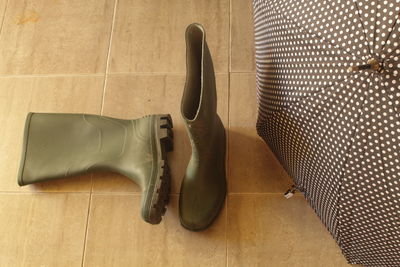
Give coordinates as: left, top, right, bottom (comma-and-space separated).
145, 114, 174, 224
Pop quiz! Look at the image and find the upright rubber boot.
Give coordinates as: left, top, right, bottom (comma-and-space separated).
18, 113, 173, 224
179, 23, 227, 231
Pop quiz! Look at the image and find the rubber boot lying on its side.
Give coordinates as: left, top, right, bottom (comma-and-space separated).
179, 23, 227, 231
18, 113, 173, 224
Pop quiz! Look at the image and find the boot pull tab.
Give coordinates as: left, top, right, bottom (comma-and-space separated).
284, 184, 297, 199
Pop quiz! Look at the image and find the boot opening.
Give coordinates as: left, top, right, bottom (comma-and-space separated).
182, 24, 204, 121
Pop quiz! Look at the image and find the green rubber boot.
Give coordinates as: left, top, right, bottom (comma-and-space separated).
18, 112, 173, 224
179, 23, 227, 231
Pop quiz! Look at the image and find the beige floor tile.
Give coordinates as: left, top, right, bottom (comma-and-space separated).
231, 0, 255, 72
0, 0, 115, 75
227, 195, 351, 267
109, 0, 229, 73
229, 73, 292, 193
0, 76, 104, 192
83, 194, 226, 267
92, 74, 228, 193
0, 193, 90, 267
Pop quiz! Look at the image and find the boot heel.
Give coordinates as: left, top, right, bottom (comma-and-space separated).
147, 159, 171, 224
145, 114, 174, 224
158, 114, 174, 153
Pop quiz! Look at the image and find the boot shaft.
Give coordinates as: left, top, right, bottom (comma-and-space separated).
182, 23, 217, 124
181, 23, 223, 158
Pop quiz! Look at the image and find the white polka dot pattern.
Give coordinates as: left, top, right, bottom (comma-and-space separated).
252, 0, 400, 266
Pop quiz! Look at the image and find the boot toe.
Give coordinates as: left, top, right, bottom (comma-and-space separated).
179, 188, 226, 231
179, 209, 214, 231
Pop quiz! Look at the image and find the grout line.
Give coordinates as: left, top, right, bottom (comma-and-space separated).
225, 195, 229, 267
0, 73, 105, 79
229, 71, 256, 74
228, 192, 304, 197
229, 192, 289, 195
81, 1, 118, 263
0, 0, 9, 38
107, 72, 186, 76
225, 86, 230, 266
0, 72, 236, 79
227, 16, 232, 182
0, 191, 92, 194
226, 0, 232, 266
91, 191, 143, 195
100, 0, 119, 115
0, 191, 289, 196
0, 191, 182, 195
80, 177, 93, 267
90, 192, 181, 196
228, 0, 232, 74
100, 71, 231, 76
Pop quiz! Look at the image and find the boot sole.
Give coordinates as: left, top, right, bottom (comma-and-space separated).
143, 114, 174, 224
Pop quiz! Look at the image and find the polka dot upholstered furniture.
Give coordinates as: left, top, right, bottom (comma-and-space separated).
252, 0, 400, 266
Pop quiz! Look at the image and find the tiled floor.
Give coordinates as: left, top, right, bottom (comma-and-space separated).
0, 0, 355, 266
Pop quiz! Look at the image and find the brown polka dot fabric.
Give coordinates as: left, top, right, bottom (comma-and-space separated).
252, 0, 400, 266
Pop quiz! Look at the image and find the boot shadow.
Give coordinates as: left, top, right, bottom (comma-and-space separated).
30, 173, 92, 192
227, 128, 293, 194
